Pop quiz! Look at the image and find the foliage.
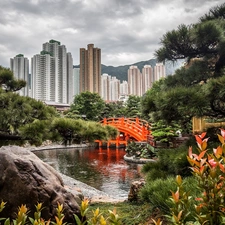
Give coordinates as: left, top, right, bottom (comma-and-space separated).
151, 120, 183, 143
101, 101, 126, 118
142, 3, 225, 130
0, 90, 57, 145
70, 91, 105, 121
19, 120, 52, 146
125, 141, 157, 159
142, 144, 192, 180
88, 201, 155, 225
155, 129, 225, 225
50, 118, 85, 145
0, 66, 26, 92
140, 176, 200, 217
79, 121, 118, 143
124, 95, 142, 118
0, 200, 124, 225
0, 65, 59, 145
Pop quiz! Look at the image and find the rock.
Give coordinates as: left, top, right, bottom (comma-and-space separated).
128, 179, 145, 202
0, 146, 83, 223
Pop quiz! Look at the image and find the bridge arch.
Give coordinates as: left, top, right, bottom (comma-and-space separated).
97, 117, 151, 147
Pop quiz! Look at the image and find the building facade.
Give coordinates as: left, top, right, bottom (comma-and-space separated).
79, 44, 101, 94
73, 68, 80, 98
127, 65, 142, 96
142, 65, 154, 94
101, 74, 120, 102
154, 62, 166, 81
10, 54, 29, 96
31, 40, 73, 104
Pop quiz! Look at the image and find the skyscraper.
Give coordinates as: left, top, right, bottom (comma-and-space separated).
154, 62, 166, 81
101, 74, 120, 102
31, 40, 73, 104
128, 65, 142, 96
142, 65, 154, 94
31, 51, 56, 101
101, 73, 110, 101
67, 52, 74, 103
73, 68, 80, 97
10, 54, 29, 96
79, 44, 101, 94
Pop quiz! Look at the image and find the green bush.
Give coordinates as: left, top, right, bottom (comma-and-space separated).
140, 176, 177, 213
125, 141, 157, 159
142, 145, 191, 180
140, 176, 200, 217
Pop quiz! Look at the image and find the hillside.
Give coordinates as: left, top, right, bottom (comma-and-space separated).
74, 58, 183, 82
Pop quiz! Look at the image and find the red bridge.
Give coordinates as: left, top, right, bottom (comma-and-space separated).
96, 117, 151, 147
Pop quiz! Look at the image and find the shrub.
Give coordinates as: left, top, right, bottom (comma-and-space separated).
139, 176, 200, 217
142, 145, 191, 180
0, 200, 122, 225
156, 129, 225, 225
125, 141, 157, 159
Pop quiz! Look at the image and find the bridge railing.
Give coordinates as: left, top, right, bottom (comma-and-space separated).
100, 117, 150, 142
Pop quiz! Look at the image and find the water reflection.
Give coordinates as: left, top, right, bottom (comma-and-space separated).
34, 147, 143, 198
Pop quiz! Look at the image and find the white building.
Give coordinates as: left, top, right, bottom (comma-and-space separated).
101, 73, 110, 101
120, 80, 129, 96
10, 54, 29, 96
73, 68, 80, 100
31, 52, 56, 101
154, 62, 166, 81
142, 65, 154, 94
67, 52, 74, 104
101, 73, 120, 102
110, 76, 120, 101
31, 40, 73, 104
127, 65, 142, 96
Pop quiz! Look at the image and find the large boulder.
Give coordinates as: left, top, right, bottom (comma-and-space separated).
0, 146, 82, 223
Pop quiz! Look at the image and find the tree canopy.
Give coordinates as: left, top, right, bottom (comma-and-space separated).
69, 91, 105, 121
142, 3, 225, 132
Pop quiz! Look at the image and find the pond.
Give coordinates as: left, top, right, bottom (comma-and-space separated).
34, 147, 143, 199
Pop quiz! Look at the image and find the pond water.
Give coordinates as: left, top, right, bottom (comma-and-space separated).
34, 147, 143, 199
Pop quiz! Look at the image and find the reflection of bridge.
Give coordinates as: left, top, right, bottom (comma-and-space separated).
96, 117, 150, 148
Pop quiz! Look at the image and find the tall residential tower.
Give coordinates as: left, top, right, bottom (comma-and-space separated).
79, 44, 101, 94
31, 40, 73, 104
10, 54, 29, 96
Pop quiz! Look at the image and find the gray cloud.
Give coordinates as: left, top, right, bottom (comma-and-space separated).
0, 0, 224, 67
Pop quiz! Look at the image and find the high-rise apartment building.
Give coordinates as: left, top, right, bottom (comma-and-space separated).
110, 76, 120, 102
79, 44, 101, 94
142, 65, 154, 94
120, 80, 129, 96
31, 52, 56, 101
31, 40, 73, 104
154, 62, 166, 81
128, 65, 142, 96
101, 74, 120, 102
73, 68, 80, 97
10, 54, 29, 96
67, 52, 74, 103
101, 73, 110, 101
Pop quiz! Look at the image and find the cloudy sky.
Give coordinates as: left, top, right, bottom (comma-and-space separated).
0, 0, 224, 68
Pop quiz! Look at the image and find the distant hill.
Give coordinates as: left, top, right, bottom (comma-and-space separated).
74, 58, 184, 82
101, 58, 157, 81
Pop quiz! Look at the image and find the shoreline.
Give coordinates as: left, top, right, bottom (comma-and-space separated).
29, 144, 126, 203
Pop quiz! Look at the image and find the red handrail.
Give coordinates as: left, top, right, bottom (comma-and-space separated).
100, 117, 151, 142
